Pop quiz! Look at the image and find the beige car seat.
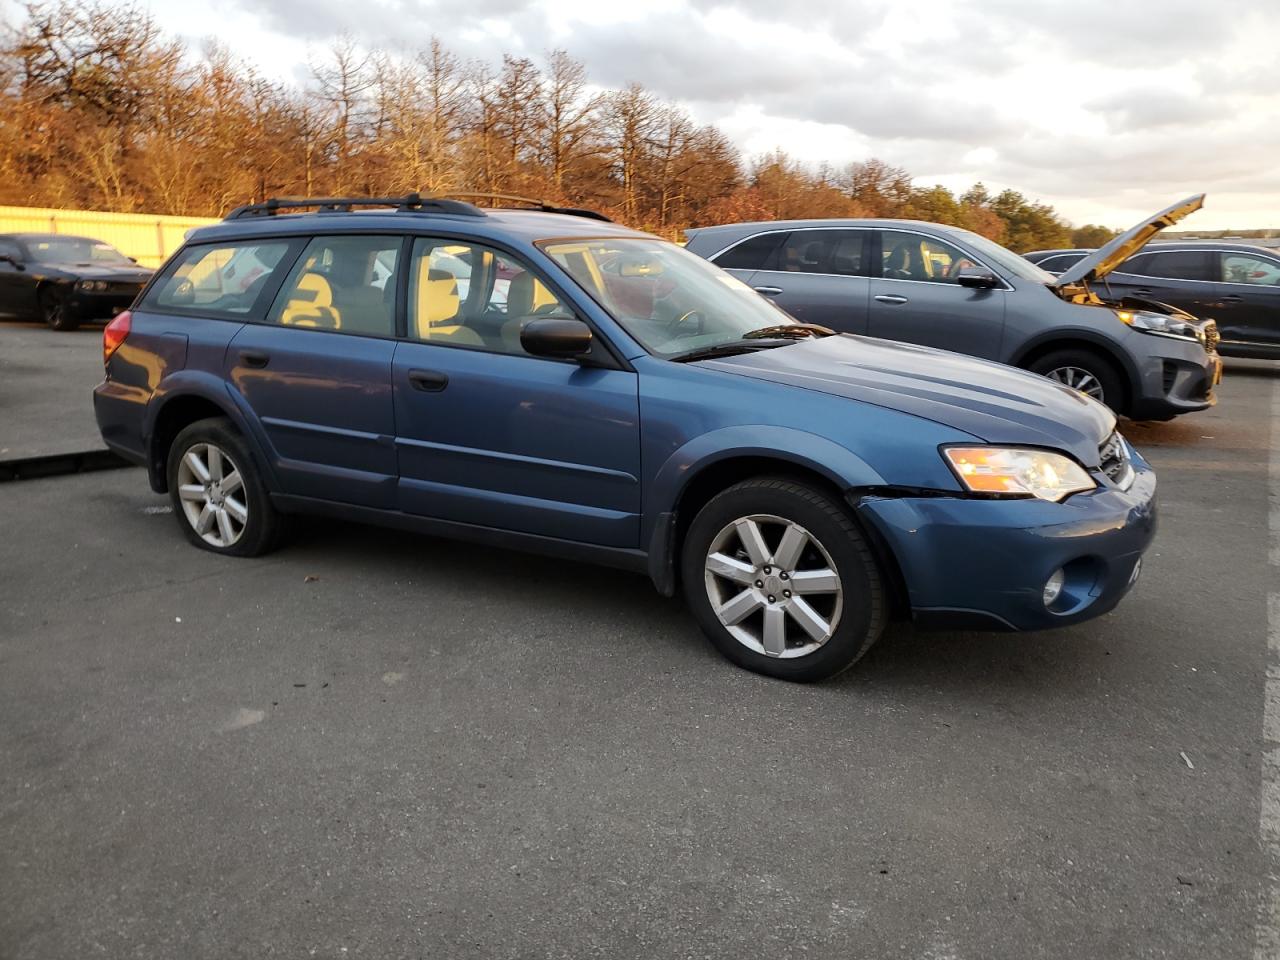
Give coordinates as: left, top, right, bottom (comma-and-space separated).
415, 262, 483, 346
280, 272, 341, 328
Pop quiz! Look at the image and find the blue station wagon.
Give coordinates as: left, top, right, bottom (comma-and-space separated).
95, 195, 1156, 681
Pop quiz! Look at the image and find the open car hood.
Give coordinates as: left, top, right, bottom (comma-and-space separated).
1050, 194, 1205, 289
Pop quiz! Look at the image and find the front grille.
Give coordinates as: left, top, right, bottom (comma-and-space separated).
1098, 430, 1135, 490
1202, 319, 1221, 353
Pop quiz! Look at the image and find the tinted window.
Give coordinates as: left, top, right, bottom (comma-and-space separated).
880, 230, 981, 284
1116, 253, 1151, 275
0, 238, 22, 260
408, 238, 572, 356
269, 235, 401, 336
777, 230, 866, 276
1222, 253, 1280, 286
714, 232, 786, 271
1131, 250, 1214, 281
24, 236, 131, 265
1038, 253, 1086, 272
147, 241, 293, 317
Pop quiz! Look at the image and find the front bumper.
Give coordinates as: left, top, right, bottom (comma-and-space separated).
1126, 334, 1219, 420
66, 289, 141, 323
855, 454, 1157, 632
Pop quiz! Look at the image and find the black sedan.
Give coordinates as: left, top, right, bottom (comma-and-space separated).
0, 233, 153, 331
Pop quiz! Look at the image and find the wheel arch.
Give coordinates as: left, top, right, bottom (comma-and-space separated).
1009, 332, 1136, 412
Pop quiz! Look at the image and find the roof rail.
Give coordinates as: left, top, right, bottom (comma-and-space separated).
428, 192, 613, 223
223, 193, 485, 221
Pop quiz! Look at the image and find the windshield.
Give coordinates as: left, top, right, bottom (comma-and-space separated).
952, 229, 1056, 284
24, 236, 132, 266
540, 237, 794, 357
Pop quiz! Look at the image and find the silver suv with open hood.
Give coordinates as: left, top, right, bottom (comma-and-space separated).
685, 195, 1221, 420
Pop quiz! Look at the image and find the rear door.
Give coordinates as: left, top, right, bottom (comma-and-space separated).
1213, 249, 1280, 349
224, 234, 404, 509
866, 229, 1005, 358
743, 229, 871, 333
1108, 249, 1217, 316
392, 236, 642, 547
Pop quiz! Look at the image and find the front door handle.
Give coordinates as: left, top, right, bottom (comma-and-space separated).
1218, 294, 1243, 305
408, 369, 449, 392
874, 294, 909, 305
239, 350, 269, 368
1131, 288, 1153, 298
753, 286, 783, 296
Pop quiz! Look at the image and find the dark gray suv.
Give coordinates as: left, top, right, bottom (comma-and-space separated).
685, 196, 1222, 419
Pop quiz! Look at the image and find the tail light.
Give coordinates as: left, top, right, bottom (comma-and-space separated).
103, 310, 131, 365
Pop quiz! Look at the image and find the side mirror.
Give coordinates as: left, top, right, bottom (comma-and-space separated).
519, 316, 593, 360
0, 254, 23, 269
957, 267, 1000, 289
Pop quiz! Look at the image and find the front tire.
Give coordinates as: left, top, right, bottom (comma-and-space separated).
681, 477, 886, 682
166, 417, 282, 557
40, 286, 78, 331
1028, 348, 1126, 413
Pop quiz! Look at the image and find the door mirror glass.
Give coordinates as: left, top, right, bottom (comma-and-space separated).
956, 267, 1000, 289
519, 317, 593, 359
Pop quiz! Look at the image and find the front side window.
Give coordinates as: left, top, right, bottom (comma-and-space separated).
1133, 250, 1214, 281
146, 241, 293, 316
542, 237, 795, 358
777, 230, 866, 276
714, 232, 787, 271
0, 238, 22, 261
880, 231, 981, 284
1222, 253, 1280, 286
24, 236, 132, 266
408, 238, 572, 355
269, 235, 401, 335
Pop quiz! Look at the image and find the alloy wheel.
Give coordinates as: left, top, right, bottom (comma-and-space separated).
1045, 365, 1106, 402
175, 442, 248, 548
703, 513, 843, 659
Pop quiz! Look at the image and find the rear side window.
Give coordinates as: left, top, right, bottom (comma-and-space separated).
778, 230, 867, 276
1127, 250, 1214, 281
146, 241, 293, 317
268, 235, 401, 336
713, 232, 787, 271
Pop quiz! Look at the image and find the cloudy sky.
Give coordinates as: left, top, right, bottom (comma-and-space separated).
138, 0, 1279, 230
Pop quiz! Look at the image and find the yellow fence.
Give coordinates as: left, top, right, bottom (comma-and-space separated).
0, 205, 218, 269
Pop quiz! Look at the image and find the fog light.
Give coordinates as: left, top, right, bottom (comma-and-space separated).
1043, 568, 1066, 607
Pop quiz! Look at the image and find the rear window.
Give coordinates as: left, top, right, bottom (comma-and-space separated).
713, 232, 787, 271
145, 241, 294, 317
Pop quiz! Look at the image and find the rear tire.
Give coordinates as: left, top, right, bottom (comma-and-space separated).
1028, 348, 1126, 413
680, 477, 886, 682
166, 417, 283, 557
40, 286, 78, 331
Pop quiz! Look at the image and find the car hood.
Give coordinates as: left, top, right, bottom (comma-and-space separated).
702, 335, 1116, 466
1051, 194, 1204, 289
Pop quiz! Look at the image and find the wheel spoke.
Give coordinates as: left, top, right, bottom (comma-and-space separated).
184, 450, 210, 484
195, 503, 216, 534
733, 518, 770, 566
718, 588, 763, 625
771, 523, 808, 571
706, 551, 756, 585
786, 596, 832, 642
207, 446, 224, 482
220, 469, 243, 496
761, 606, 787, 657
178, 483, 206, 503
790, 567, 840, 595
215, 507, 235, 544
224, 496, 248, 525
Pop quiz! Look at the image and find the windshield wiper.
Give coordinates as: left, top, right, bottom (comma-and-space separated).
667, 338, 796, 363
742, 323, 835, 339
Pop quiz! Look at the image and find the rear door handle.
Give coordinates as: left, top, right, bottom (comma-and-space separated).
753, 286, 783, 296
874, 294, 909, 305
408, 369, 449, 392
239, 350, 269, 368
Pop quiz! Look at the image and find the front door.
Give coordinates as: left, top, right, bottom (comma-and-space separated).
392, 237, 642, 547
746, 229, 871, 334
0, 237, 33, 319
867, 229, 1005, 359
224, 234, 403, 509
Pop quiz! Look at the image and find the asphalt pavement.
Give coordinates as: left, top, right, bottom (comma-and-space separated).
1, 360, 1278, 959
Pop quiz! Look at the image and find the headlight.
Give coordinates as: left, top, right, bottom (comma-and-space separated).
1116, 309, 1202, 344
942, 446, 1096, 502
76, 279, 108, 292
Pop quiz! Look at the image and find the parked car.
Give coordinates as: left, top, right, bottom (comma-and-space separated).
684, 197, 1221, 419
96, 194, 1156, 682
1027, 241, 1280, 359
1023, 248, 1091, 275
0, 233, 153, 330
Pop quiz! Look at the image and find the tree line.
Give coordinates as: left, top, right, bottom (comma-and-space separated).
0, 1, 1116, 251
